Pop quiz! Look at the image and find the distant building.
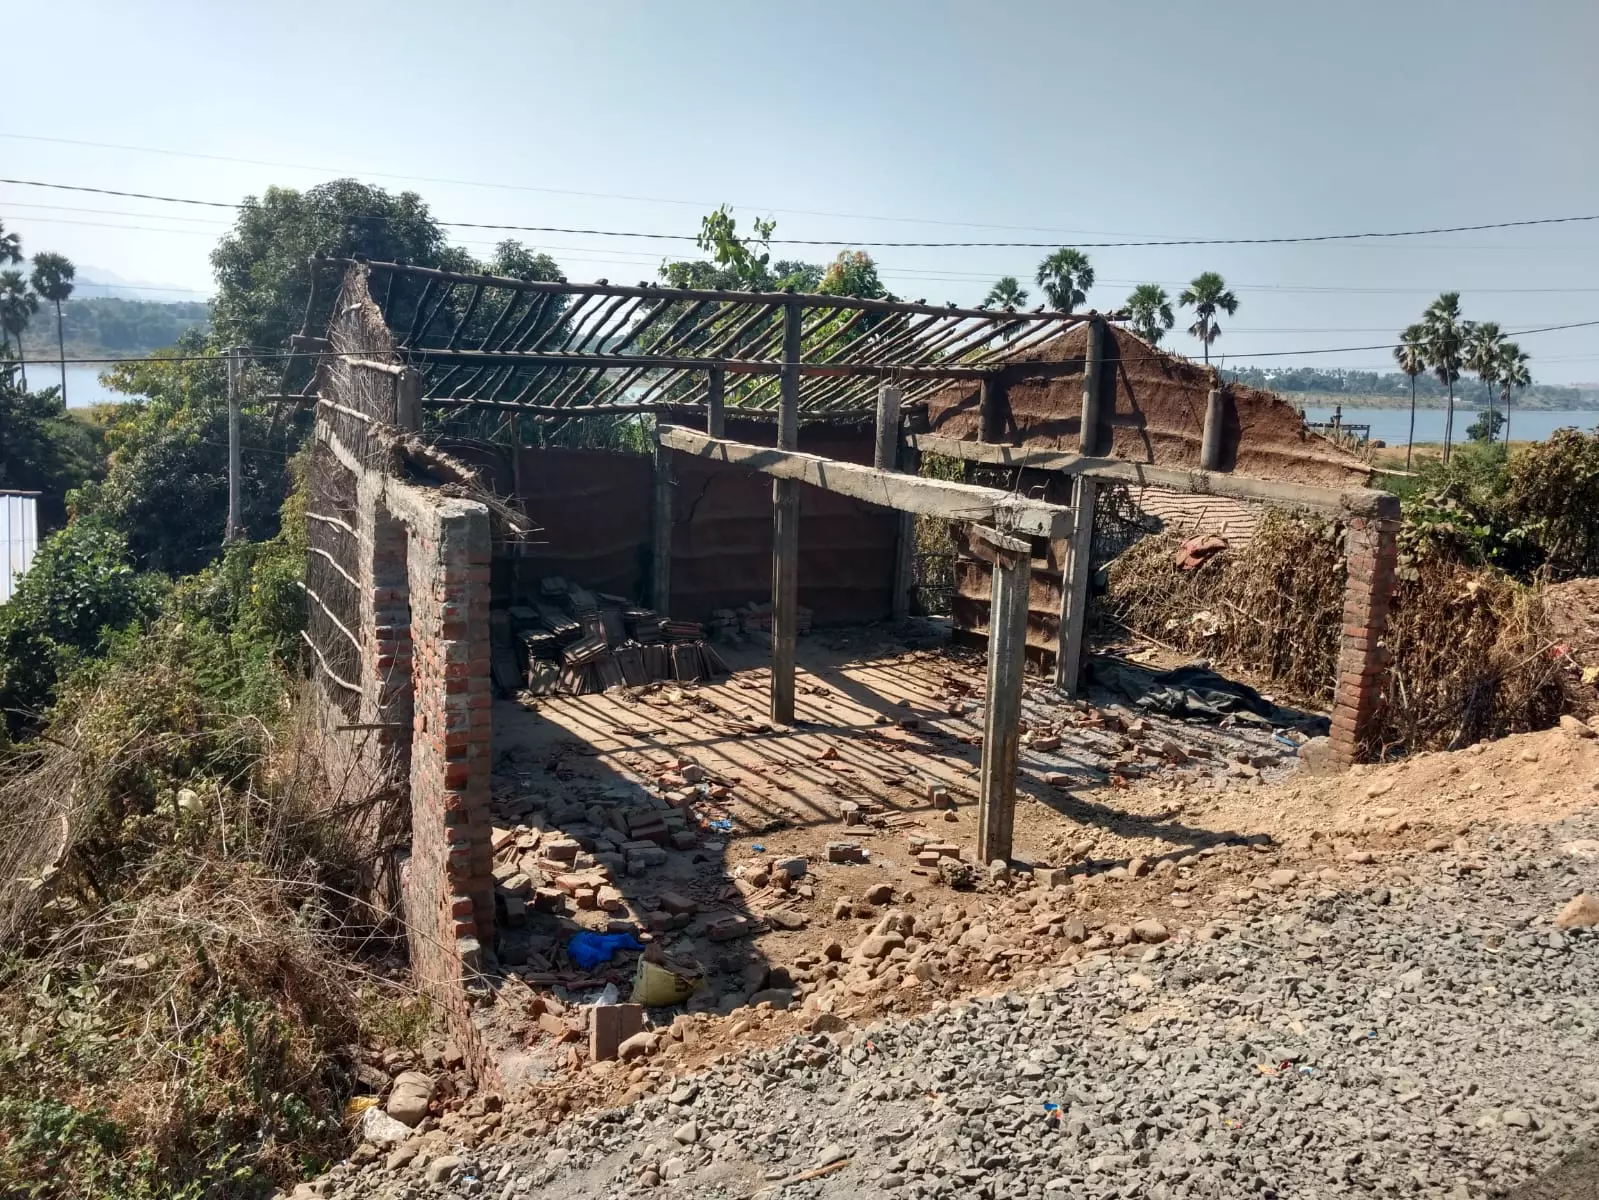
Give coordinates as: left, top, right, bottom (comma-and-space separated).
1, 492, 39, 604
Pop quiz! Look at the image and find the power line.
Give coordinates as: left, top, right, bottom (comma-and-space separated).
7, 175, 1599, 250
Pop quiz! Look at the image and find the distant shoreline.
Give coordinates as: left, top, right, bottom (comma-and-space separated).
1282, 391, 1599, 413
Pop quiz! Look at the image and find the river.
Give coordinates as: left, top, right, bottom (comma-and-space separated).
1300, 405, 1597, 445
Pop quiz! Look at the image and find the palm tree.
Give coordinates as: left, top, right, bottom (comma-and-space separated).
1464, 320, 1505, 443
1497, 342, 1530, 446
1034, 248, 1094, 313
1393, 324, 1428, 470
982, 276, 1029, 310
0, 221, 20, 267
0, 270, 40, 389
1125, 284, 1174, 345
1421, 292, 1466, 463
1178, 272, 1239, 365
29, 252, 75, 403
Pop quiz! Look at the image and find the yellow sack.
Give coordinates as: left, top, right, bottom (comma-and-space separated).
631, 958, 701, 1006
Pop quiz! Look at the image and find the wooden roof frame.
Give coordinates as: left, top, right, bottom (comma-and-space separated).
304, 257, 1103, 419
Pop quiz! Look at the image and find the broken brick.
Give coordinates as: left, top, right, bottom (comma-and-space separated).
657, 891, 697, 916
707, 915, 755, 942
827, 841, 868, 864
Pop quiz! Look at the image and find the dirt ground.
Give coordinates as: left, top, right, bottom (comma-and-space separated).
437, 625, 1599, 1145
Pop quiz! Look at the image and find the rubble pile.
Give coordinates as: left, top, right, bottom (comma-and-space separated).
496, 577, 729, 697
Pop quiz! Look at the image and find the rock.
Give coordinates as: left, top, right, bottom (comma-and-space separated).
809, 1012, 846, 1033
673, 1120, 700, 1144
815, 1143, 849, 1167
775, 856, 808, 879
1425, 837, 1451, 852
1267, 868, 1298, 889
385, 1071, 435, 1127
424, 1155, 461, 1184
1500, 1108, 1534, 1130
1133, 919, 1169, 944
864, 883, 894, 905
939, 859, 977, 890
765, 908, 808, 931
856, 932, 905, 960
359, 1105, 414, 1147
1555, 893, 1599, 930
618, 1031, 655, 1060
1296, 736, 1339, 776
988, 859, 1010, 883
1037, 867, 1071, 889
1560, 714, 1597, 739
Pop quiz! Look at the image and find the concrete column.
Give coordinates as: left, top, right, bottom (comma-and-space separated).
977, 529, 1031, 865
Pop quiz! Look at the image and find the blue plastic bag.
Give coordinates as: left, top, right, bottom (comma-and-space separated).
567, 931, 644, 971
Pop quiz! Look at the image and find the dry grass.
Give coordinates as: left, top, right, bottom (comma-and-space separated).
1101, 508, 1567, 753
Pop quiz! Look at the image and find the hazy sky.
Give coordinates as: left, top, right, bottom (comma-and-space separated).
6, 0, 1598, 381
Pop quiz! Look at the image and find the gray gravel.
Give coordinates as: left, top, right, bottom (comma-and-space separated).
318, 813, 1599, 1200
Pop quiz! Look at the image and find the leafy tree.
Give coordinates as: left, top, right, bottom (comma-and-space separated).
0, 220, 20, 266
982, 276, 1029, 309
1497, 342, 1530, 444
1421, 291, 1466, 463
0, 269, 40, 388
1034, 248, 1094, 313
1125, 284, 1175, 345
91, 332, 294, 575
1504, 427, 1599, 576
0, 375, 104, 529
1178, 272, 1238, 366
1465, 407, 1506, 443
818, 251, 891, 300
1393, 324, 1428, 469
209, 179, 466, 353
28, 251, 75, 403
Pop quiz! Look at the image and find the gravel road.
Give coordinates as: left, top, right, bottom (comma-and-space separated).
319, 811, 1599, 1200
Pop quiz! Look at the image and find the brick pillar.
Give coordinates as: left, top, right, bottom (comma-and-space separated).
1329, 497, 1401, 766
404, 495, 494, 990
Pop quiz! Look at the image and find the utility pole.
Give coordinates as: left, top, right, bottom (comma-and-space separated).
226, 346, 243, 543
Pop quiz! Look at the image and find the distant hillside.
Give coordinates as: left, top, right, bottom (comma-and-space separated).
1224, 365, 1595, 411
18, 297, 211, 360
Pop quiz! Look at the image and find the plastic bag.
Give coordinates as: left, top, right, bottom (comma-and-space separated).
567, 931, 644, 971
631, 957, 702, 1006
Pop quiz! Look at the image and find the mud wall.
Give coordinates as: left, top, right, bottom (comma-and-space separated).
925, 323, 1371, 489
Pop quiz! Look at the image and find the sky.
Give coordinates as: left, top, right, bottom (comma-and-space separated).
5, 0, 1599, 382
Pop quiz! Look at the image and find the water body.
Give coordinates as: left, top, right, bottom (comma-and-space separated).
1301, 405, 1599, 445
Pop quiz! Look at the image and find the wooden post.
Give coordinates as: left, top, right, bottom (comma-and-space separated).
706, 367, 725, 438
979, 374, 1005, 443
1055, 474, 1097, 694
226, 346, 243, 542
976, 525, 1030, 866
1078, 317, 1104, 456
1200, 385, 1224, 470
771, 302, 802, 725
395, 367, 423, 431
875, 384, 912, 622
651, 431, 673, 615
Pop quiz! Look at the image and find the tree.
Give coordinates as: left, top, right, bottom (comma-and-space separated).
818, 251, 891, 300
1125, 284, 1174, 345
0, 373, 104, 530
1497, 342, 1530, 445
1465, 408, 1506, 444
0, 270, 41, 388
28, 252, 75, 405
1034, 249, 1094, 313
1421, 292, 1466, 464
0, 220, 19, 267
1394, 324, 1428, 470
982, 276, 1029, 309
210, 179, 466, 353
1178, 273, 1238, 366
1464, 320, 1505, 445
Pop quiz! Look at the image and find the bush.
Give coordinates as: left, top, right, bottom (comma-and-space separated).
1503, 428, 1599, 578
0, 521, 163, 736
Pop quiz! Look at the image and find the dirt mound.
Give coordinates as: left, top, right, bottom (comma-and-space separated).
1544, 578, 1599, 717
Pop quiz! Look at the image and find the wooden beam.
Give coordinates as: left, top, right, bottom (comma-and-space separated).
1055, 475, 1097, 694
902, 433, 1397, 518
1079, 317, 1104, 455
771, 303, 802, 726
652, 431, 673, 615
660, 426, 1074, 539
976, 525, 1030, 865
